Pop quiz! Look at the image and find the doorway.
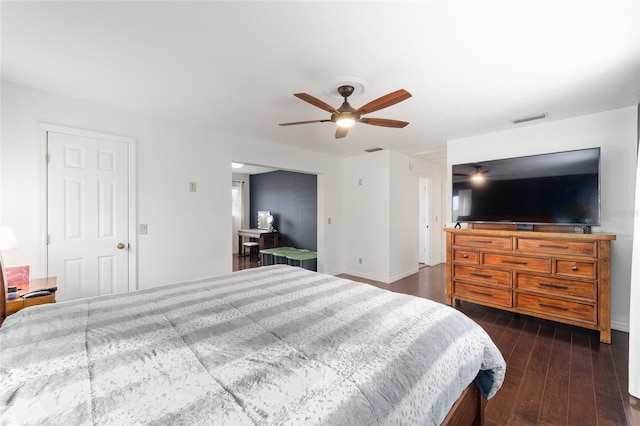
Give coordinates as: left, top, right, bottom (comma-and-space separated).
44, 125, 136, 301
419, 177, 432, 266
231, 163, 319, 272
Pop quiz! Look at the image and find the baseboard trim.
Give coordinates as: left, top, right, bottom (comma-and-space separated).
341, 270, 386, 283
612, 320, 629, 333
388, 268, 420, 284
339, 268, 419, 284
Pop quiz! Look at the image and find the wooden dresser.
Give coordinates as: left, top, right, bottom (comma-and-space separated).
444, 228, 616, 343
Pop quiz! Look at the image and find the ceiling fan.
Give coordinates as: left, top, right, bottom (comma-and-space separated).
454, 165, 490, 182
279, 85, 412, 139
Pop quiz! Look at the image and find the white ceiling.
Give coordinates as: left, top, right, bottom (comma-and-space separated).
2, 1, 638, 160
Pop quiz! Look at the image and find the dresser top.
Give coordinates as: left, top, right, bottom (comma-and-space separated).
444, 227, 616, 241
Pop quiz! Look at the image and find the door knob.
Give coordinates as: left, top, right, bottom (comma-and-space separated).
117, 243, 126, 249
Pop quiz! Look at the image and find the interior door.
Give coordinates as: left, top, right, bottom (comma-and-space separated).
47, 131, 130, 302
419, 177, 432, 265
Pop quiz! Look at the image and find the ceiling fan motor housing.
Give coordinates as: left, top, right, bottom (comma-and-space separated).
337, 85, 355, 99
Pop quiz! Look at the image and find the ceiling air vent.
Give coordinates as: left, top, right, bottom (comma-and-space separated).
511, 112, 547, 124
364, 147, 383, 153
511, 113, 547, 124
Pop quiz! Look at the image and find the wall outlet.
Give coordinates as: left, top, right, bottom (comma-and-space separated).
327, 217, 332, 225
358, 178, 363, 186
358, 257, 363, 264
139, 224, 148, 234
189, 181, 197, 192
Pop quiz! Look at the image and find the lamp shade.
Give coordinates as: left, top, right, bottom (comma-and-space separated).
0, 226, 19, 251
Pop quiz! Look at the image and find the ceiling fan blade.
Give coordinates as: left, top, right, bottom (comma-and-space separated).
279, 119, 331, 126
335, 126, 349, 139
294, 93, 340, 114
356, 89, 411, 115
359, 117, 409, 128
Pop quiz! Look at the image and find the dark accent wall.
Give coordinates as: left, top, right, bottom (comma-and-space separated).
250, 170, 317, 250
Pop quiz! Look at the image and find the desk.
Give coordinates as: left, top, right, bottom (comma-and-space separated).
6, 277, 57, 316
237, 229, 279, 257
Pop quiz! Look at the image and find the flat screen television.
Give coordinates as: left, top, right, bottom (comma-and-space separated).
452, 147, 600, 228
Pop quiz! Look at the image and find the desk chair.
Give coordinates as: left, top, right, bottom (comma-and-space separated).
242, 242, 260, 261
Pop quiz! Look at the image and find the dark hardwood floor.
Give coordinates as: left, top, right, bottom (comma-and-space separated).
232, 253, 261, 272
234, 259, 640, 425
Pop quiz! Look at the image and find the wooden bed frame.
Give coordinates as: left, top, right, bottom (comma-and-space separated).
0, 260, 485, 424
442, 381, 484, 426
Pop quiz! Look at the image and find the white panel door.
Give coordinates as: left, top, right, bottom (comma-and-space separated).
48, 131, 129, 302
418, 177, 432, 265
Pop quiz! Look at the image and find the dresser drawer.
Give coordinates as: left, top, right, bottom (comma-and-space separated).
454, 282, 512, 307
483, 253, 551, 273
555, 260, 596, 279
516, 293, 596, 324
516, 273, 596, 301
453, 249, 479, 264
453, 234, 512, 250
453, 264, 511, 287
516, 238, 597, 257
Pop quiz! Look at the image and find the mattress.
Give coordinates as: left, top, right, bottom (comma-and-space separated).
0, 265, 505, 425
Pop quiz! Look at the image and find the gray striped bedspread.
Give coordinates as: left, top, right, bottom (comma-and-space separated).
0, 265, 505, 425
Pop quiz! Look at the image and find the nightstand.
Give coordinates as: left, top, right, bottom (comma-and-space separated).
6, 277, 57, 316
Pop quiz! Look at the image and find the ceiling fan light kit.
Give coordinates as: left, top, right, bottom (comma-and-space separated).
455, 165, 490, 184
336, 117, 355, 128
280, 85, 412, 139
471, 173, 486, 182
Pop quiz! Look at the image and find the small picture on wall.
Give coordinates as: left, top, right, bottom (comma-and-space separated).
5, 265, 30, 284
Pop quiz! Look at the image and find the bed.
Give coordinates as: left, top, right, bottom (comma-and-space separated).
0, 265, 505, 425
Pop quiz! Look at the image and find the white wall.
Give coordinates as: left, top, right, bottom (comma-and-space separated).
343, 150, 391, 280
629, 148, 640, 398
343, 150, 423, 283
447, 106, 638, 331
389, 151, 420, 281
0, 82, 345, 290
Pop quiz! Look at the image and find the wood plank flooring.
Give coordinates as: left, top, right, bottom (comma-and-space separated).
234, 260, 640, 425
232, 253, 261, 272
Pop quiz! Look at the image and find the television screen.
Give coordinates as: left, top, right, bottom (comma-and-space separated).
452, 148, 600, 226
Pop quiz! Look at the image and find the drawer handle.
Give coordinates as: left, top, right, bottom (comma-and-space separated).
571, 266, 578, 271
470, 272, 493, 278
539, 244, 569, 249
463, 254, 469, 259
539, 282, 569, 290
470, 290, 493, 297
470, 239, 493, 243
502, 260, 528, 265
539, 303, 569, 311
